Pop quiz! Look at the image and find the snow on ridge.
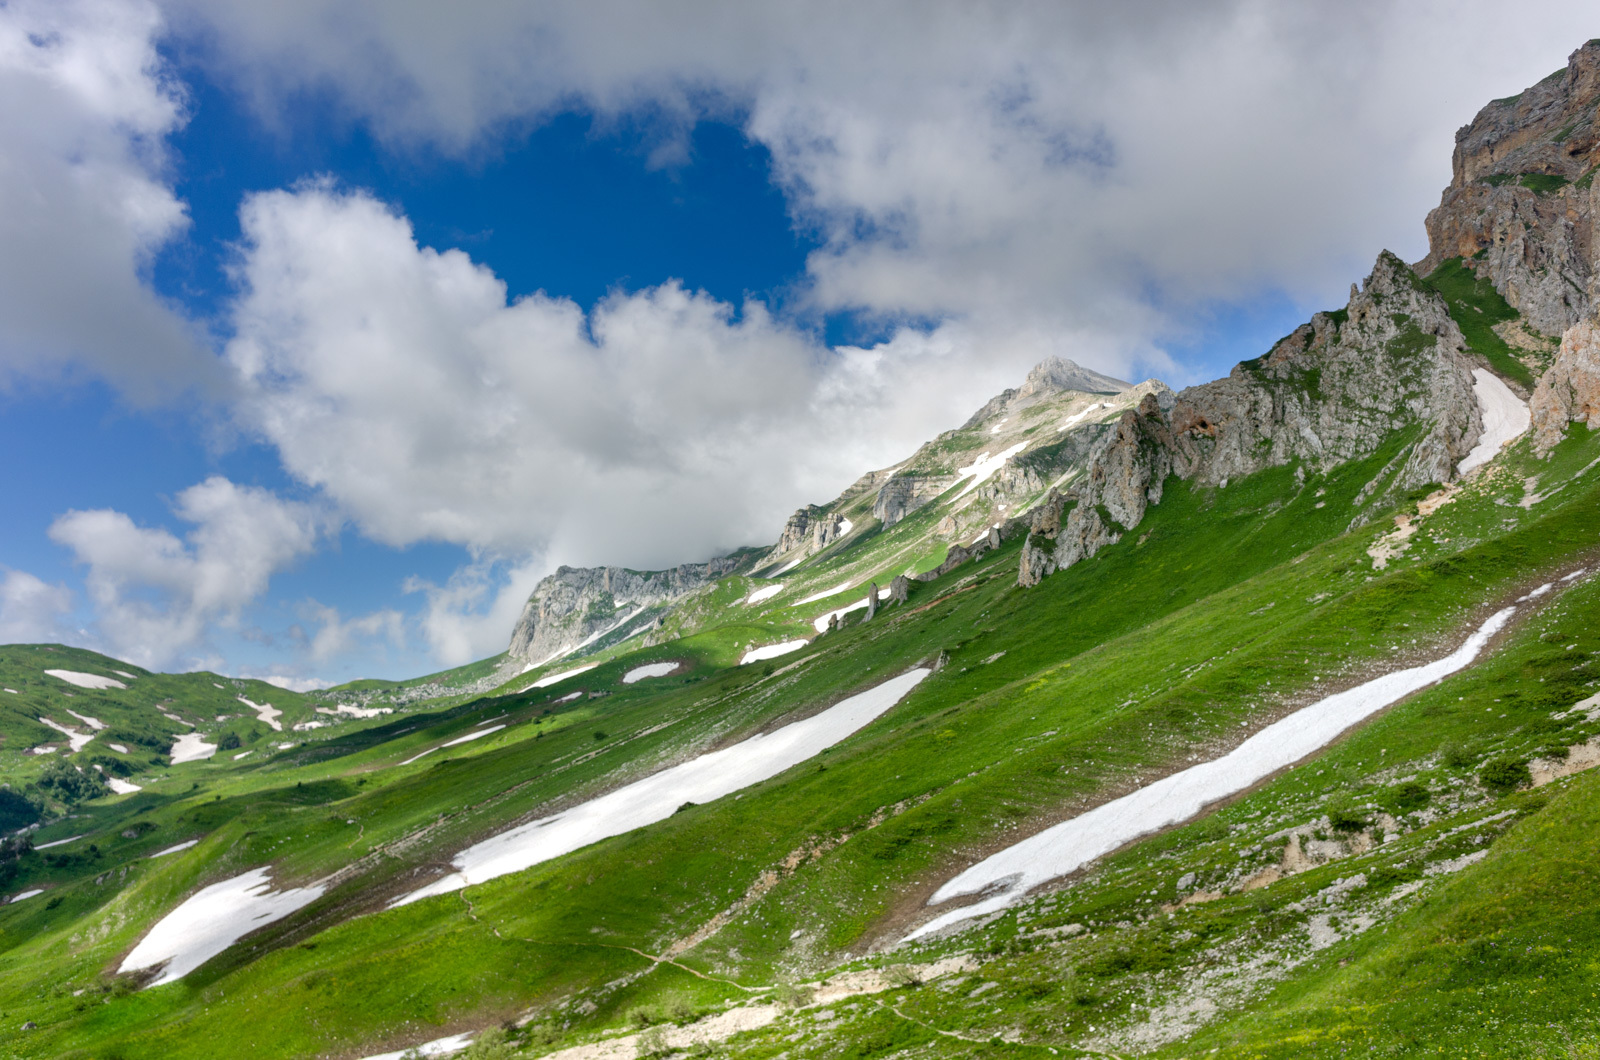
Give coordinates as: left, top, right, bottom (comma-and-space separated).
395, 667, 931, 906
44, 670, 126, 691
1458, 368, 1530, 475
906, 604, 1520, 941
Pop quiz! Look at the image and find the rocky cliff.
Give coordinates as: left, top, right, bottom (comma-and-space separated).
1531, 318, 1600, 453
507, 557, 752, 664
1021, 253, 1482, 585
1417, 40, 1600, 336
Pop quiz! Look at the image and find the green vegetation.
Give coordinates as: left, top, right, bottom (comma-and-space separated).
1424, 256, 1536, 387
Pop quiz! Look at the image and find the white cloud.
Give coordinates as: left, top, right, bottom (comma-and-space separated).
248, 673, 333, 693
405, 558, 545, 666
48, 476, 324, 668
225, 183, 1005, 575
300, 600, 405, 664
0, 568, 77, 645
0, 0, 215, 396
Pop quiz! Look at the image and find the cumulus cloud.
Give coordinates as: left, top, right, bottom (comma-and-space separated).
0, 0, 215, 396
225, 183, 1006, 575
299, 600, 405, 665
171, 0, 1600, 345
48, 476, 324, 667
0, 568, 77, 645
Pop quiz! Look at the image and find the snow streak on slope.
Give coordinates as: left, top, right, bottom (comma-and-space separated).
395, 668, 931, 906
120, 867, 326, 986
906, 605, 1519, 940
530, 664, 598, 688
813, 588, 892, 633
1458, 369, 1530, 475
44, 670, 126, 690
741, 641, 809, 665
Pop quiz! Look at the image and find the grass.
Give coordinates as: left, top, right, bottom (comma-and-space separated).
3, 424, 1599, 1055
1424, 257, 1537, 388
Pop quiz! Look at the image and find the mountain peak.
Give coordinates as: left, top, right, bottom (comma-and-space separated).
1018, 356, 1129, 397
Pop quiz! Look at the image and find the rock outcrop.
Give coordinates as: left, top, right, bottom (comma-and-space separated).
761, 506, 848, 568
1021, 252, 1483, 586
1531, 318, 1600, 453
1417, 40, 1600, 336
509, 558, 751, 664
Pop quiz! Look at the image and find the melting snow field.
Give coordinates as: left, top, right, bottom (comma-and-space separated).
39, 719, 93, 752
956, 442, 1028, 498
796, 581, 855, 606
398, 725, 507, 766
746, 583, 785, 604
360, 1032, 475, 1060
107, 778, 142, 795
120, 867, 326, 986
66, 709, 105, 730
170, 733, 218, 765
740, 641, 810, 665
813, 588, 892, 633
149, 839, 199, 859
9, 890, 42, 904
623, 662, 679, 684
1459, 368, 1530, 475
555, 691, 583, 704
396, 668, 930, 906
906, 606, 1519, 940
238, 696, 283, 731
531, 664, 598, 689
44, 669, 126, 690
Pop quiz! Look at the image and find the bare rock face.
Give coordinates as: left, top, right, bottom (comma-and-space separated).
872, 474, 960, 528
865, 583, 879, 621
1531, 318, 1600, 453
509, 557, 748, 664
1417, 40, 1600, 336
889, 575, 909, 604
1021, 252, 1483, 586
761, 506, 848, 568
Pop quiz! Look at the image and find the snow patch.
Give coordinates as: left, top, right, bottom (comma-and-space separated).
170, 733, 218, 765
39, 718, 93, 753
740, 641, 810, 665
107, 778, 142, 794
908, 605, 1518, 940
119, 867, 326, 986
148, 839, 199, 858
955, 442, 1028, 498
745, 583, 785, 605
3, 689, 15, 694
360, 1032, 476, 1060
623, 662, 679, 684
108, 743, 129, 754
44, 670, 125, 690
1458, 369, 1530, 475
796, 581, 855, 606
237, 697, 283, 731
9, 890, 43, 903
555, 691, 582, 704
397, 725, 506, 766
35, 835, 83, 849
113, 670, 137, 680
396, 668, 930, 905
65, 709, 106, 730
813, 587, 892, 633
1057, 402, 1108, 431
530, 664, 598, 689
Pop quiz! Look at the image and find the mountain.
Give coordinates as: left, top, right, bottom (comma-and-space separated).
8, 41, 1600, 1060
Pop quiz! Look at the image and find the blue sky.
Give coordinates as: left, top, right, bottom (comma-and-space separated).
0, 1, 1592, 687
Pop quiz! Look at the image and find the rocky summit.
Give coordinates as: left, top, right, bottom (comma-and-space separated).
14, 39, 1600, 1060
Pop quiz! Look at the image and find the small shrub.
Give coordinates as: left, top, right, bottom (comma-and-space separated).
593, 731, 607, 742
1441, 741, 1478, 770
1480, 758, 1532, 795
1390, 780, 1431, 813
1328, 807, 1368, 833
217, 732, 242, 751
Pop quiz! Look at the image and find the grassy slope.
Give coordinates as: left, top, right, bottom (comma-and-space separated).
2, 419, 1598, 1057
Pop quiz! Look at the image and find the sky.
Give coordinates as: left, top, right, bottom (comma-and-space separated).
0, 0, 1594, 689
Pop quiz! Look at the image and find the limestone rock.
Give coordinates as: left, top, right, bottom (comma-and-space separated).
1531, 318, 1600, 453
1416, 40, 1600, 336
890, 575, 909, 604
865, 582, 879, 621
508, 557, 748, 664
1021, 252, 1483, 587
